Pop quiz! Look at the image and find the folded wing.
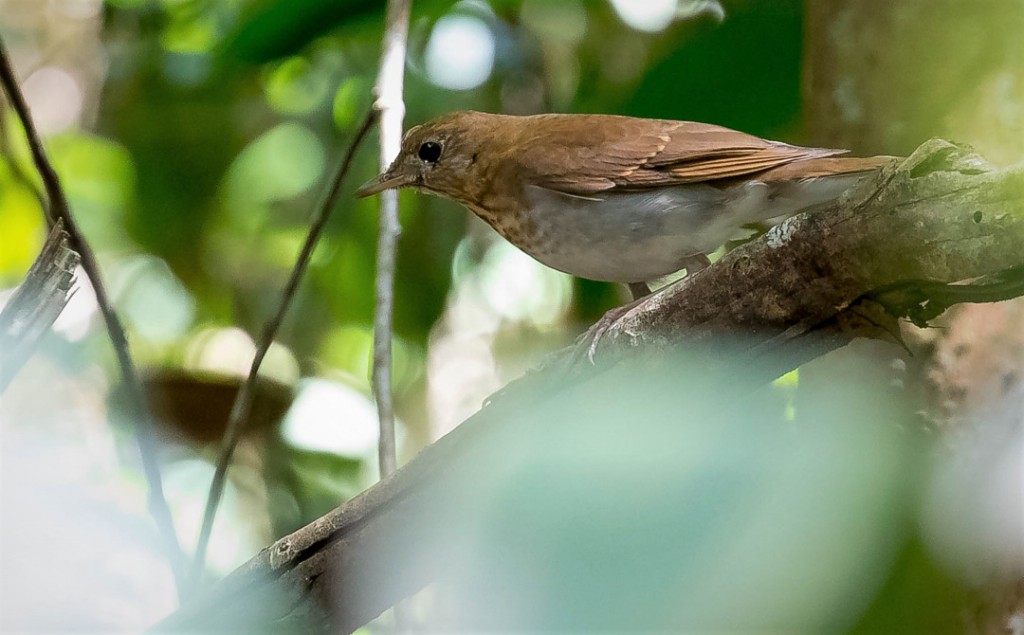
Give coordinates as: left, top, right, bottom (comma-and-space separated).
512, 115, 856, 195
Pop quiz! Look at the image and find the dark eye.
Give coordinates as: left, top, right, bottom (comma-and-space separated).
418, 141, 442, 163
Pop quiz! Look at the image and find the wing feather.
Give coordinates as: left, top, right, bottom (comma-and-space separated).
509, 115, 849, 195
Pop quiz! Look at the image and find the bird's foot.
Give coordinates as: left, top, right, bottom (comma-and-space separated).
572, 256, 711, 365
572, 296, 646, 365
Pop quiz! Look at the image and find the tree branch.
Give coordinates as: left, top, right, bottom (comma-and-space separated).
0, 219, 79, 392
188, 110, 377, 589
0, 37, 187, 596
156, 140, 1024, 633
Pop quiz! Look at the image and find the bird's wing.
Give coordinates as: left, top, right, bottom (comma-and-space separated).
511, 115, 849, 195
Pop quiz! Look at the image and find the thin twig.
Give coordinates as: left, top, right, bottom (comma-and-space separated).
189, 109, 378, 590
0, 38, 187, 597
371, 0, 412, 480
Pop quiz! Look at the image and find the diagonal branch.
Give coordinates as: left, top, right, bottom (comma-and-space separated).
188, 109, 378, 589
0, 37, 187, 596
157, 141, 1024, 633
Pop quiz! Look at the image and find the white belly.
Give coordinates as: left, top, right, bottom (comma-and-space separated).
513, 177, 863, 283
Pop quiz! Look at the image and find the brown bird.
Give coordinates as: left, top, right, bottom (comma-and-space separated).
357, 111, 889, 300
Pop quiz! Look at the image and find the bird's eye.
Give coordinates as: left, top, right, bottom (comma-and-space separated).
418, 141, 442, 163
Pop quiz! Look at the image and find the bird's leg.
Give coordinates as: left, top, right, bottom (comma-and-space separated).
574, 254, 712, 363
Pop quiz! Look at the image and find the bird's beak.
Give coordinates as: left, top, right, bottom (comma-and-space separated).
355, 170, 416, 198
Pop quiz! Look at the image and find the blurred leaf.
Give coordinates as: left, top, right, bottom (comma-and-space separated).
264, 56, 334, 115
263, 227, 312, 269
47, 132, 136, 247
116, 255, 197, 343
320, 323, 374, 380
0, 168, 45, 283
223, 122, 326, 207
332, 76, 368, 130
161, 11, 218, 53
287, 447, 365, 519
49, 132, 135, 212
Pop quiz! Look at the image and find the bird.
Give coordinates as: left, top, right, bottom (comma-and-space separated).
357, 111, 889, 303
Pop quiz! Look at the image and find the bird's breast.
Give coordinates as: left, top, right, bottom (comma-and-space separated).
467, 175, 867, 283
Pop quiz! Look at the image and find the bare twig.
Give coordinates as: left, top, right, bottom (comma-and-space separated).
371, 0, 411, 480
189, 109, 378, 589
0, 38, 187, 596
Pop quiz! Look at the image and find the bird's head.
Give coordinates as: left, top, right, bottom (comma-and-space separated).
356, 111, 495, 205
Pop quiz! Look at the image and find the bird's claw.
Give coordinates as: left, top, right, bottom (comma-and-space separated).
572, 303, 633, 365
584, 321, 608, 364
